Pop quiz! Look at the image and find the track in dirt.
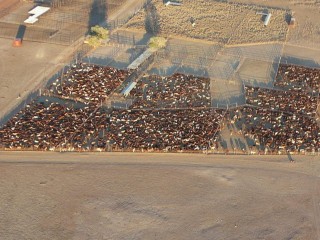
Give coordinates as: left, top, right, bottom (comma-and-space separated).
0, 152, 319, 240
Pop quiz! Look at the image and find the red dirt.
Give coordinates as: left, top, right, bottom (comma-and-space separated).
0, 0, 21, 18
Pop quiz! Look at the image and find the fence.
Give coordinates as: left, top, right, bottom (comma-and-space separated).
0, 40, 92, 128
106, 0, 149, 30
0, 0, 147, 46
0, 87, 41, 129
151, 51, 212, 78
109, 32, 146, 46
1, 143, 320, 155
111, 98, 135, 109
280, 56, 320, 70
211, 89, 245, 109
0, 23, 87, 46
82, 45, 125, 67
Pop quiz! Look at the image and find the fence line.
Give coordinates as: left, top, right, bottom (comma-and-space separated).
1, 145, 319, 155
0, 40, 92, 128
0, 22, 85, 46
280, 57, 320, 70
106, 0, 148, 31
0, 0, 147, 46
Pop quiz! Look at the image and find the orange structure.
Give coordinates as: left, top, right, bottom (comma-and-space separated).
12, 38, 22, 47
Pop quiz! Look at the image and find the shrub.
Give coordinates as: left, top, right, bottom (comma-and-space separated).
85, 25, 109, 48
148, 36, 167, 49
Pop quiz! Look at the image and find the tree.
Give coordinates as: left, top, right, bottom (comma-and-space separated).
148, 36, 167, 50
85, 36, 101, 48
84, 25, 109, 48
90, 25, 109, 39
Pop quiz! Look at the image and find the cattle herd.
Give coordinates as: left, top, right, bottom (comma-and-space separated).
0, 63, 319, 154
129, 73, 211, 109
276, 64, 320, 93
227, 107, 319, 153
48, 63, 130, 104
245, 86, 318, 117
0, 101, 224, 152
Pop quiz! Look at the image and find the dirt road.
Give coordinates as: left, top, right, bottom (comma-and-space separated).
1, 152, 320, 240
108, 0, 146, 22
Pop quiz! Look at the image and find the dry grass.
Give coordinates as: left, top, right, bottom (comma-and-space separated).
125, 0, 288, 45
286, 17, 320, 48
289, 0, 320, 9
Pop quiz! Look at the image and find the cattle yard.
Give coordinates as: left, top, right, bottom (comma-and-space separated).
0, 0, 319, 155
0, 60, 319, 154
2, 2, 320, 240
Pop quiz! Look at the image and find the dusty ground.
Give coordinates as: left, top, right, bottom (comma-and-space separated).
0, 152, 320, 240
0, 38, 71, 124
0, 0, 145, 123
0, 0, 19, 10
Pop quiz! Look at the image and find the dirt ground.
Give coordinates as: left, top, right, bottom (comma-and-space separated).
0, 0, 18, 9
0, 38, 71, 122
0, 152, 320, 240
0, 0, 145, 123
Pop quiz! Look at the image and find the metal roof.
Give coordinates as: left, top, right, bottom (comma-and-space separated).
121, 82, 137, 97
127, 49, 154, 70
28, 6, 50, 16
24, 6, 50, 24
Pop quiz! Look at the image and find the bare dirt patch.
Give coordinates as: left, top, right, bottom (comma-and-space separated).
0, 153, 319, 240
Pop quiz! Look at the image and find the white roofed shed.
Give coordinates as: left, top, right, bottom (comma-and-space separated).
24, 6, 50, 24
